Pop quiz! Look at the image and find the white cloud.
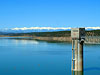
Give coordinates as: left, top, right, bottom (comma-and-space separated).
85, 27, 100, 30
1, 27, 100, 31
11, 27, 71, 30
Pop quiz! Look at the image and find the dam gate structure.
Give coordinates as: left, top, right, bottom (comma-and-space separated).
71, 28, 85, 75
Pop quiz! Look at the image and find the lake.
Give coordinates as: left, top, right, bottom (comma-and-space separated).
0, 37, 100, 75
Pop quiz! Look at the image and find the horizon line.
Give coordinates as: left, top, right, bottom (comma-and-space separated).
0, 26, 100, 30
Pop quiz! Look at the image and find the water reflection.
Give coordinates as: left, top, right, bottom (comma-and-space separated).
0, 37, 100, 75
14, 40, 39, 45
72, 71, 83, 75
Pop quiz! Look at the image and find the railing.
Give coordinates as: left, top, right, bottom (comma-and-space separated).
85, 32, 100, 44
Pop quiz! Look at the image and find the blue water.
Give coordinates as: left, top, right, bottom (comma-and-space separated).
0, 37, 100, 75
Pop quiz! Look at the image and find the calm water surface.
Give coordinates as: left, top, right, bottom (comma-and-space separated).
0, 37, 100, 75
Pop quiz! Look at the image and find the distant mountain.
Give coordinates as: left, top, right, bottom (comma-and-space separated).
0, 27, 100, 34
0, 28, 70, 33
0, 32, 8, 35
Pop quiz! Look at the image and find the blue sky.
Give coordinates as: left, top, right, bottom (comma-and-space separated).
0, 0, 100, 28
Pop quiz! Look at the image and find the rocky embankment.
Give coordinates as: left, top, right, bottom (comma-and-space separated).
33, 36, 72, 42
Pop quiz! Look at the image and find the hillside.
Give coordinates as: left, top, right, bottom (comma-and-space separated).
6, 31, 71, 37
0, 30, 100, 37
5, 30, 100, 37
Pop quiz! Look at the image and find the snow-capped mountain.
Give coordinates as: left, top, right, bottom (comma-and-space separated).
0, 27, 100, 33
0, 27, 71, 33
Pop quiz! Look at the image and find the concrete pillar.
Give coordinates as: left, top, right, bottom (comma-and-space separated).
78, 41, 84, 71
71, 40, 84, 75
72, 40, 74, 71
72, 71, 83, 75
74, 40, 78, 71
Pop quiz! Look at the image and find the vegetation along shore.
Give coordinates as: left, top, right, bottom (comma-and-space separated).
0, 30, 100, 42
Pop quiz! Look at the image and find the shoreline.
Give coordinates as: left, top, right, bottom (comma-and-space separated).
33, 36, 72, 42
0, 35, 33, 37
0, 35, 72, 42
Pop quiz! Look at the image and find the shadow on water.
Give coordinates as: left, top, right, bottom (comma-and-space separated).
84, 67, 100, 71
85, 44, 100, 47
71, 67, 100, 75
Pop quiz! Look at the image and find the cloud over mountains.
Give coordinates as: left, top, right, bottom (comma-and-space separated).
85, 27, 100, 30
0, 27, 100, 33
10, 27, 100, 30
11, 27, 71, 30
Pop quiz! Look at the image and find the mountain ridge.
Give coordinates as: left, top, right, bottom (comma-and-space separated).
0, 27, 100, 33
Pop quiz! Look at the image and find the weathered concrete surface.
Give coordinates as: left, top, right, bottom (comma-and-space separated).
33, 36, 72, 42
74, 40, 78, 71
78, 41, 84, 71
